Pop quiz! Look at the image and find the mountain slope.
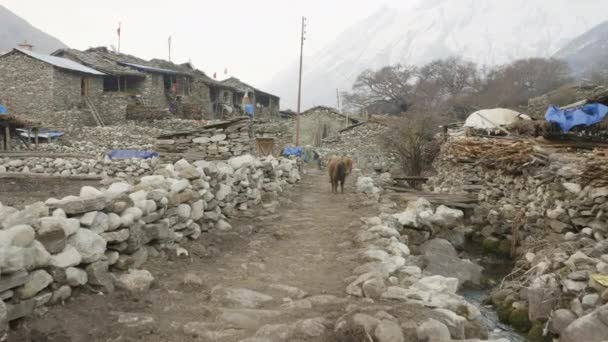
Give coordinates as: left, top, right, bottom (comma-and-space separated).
0, 5, 67, 54
267, 0, 608, 109
554, 20, 608, 74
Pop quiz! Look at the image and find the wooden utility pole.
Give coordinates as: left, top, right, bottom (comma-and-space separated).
336, 88, 341, 112
295, 16, 306, 146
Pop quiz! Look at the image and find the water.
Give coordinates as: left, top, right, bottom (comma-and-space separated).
460, 241, 527, 342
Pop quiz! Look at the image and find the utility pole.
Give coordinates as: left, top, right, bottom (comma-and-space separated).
168, 36, 172, 61
295, 16, 306, 146
336, 88, 341, 112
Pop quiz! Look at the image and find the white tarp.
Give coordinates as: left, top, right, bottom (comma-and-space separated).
464, 108, 529, 129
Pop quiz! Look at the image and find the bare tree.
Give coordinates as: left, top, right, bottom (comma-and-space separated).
343, 65, 417, 115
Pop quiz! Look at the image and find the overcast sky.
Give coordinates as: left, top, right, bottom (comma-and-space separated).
0, 0, 417, 88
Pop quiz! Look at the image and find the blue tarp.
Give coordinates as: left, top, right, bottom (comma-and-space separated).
545, 103, 608, 133
108, 150, 159, 160
0, 104, 7, 114
282, 147, 307, 161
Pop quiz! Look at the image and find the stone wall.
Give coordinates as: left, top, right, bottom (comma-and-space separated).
0, 155, 300, 337
0, 52, 54, 122
141, 74, 168, 109
156, 119, 252, 159
426, 137, 608, 340
254, 119, 294, 156
93, 93, 131, 125
190, 78, 213, 118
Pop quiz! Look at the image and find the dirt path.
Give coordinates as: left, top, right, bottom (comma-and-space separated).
12, 170, 376, 342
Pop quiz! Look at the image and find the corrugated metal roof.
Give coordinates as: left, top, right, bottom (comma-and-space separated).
52, 49, 144, 77
119, 62, 189, 76
15, 48, 105, 76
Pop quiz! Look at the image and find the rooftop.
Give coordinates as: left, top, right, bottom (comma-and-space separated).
7, 48, 105, 76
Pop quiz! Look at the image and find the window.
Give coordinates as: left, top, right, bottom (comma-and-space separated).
223, 91, 230, 102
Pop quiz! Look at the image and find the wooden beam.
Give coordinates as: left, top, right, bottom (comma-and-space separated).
4, 126, 10, 151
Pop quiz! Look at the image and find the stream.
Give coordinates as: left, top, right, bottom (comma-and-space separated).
460, 241, 527, 342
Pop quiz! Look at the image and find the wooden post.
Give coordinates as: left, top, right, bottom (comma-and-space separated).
5, 126, 10, 151
34, 127, 39, 149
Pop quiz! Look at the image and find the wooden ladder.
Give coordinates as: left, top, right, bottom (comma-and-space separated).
83, 96, 105, 127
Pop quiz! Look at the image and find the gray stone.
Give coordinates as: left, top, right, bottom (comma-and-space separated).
115, 247, 148, 270
362, 277, 386, 299
66, 267, 88, 287
101, 228, 130, 243
550, 309, 577, 335
560, 304, 608, 342
47, 196, 106, 215
170, 179, 190, 193
0, 270, 28, 293
36, 222, 67, 254
174, 159, 202, 179
419, 239, 483, 287
433, 308, 466, 339
68, 228, 106, 263
268, 284, 308, 299
17, 270, 52, 299
80, 211, 109, 233
116, 269, 154, 292
0, 299, 6, 338
211, 287, 273, 308
1, 202, 48, 229
35, 217, 80, 237
216, 219, 232, 231
6, 299, 36, 321
583, 293, 601, 309
191, 200, 204, 220
86, 261, 114, 293
49, 245, 82, 268
0, 241, 51, 273
0, 224, 35, 247
374, 319, 404, 342
51, 285, 72, 303
416, 318, 451, 342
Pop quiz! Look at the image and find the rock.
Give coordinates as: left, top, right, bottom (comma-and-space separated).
68, 228, 106, 263
416, 318, 451, 342
550, 309, 577, 335
548, 219, 571, 233
369, 225, 400, 239
582, 293, 600, 309
374, 319, 404, 342
0, 270, 28, 293
419, 239, 483, 287
0, 224, 35, 247
100, 229, 130, 243
413, 275, 459, 294
107, 182, 133, 195
177, 204, 192, 219
565, 251, 596, 271
49, 245, 82, 268
211, 287, 273, 308
17, 270, 52, 299
36, 222, 67, 254
51, 285, 72, 303
174, 159, 202, 179
430, 205, 464, 227
563, 183, 582, 194
1, 202, 48, 229
0, 242, 50, 273
80, 186, 102, 198
86, 261, 114, 293
193, 136, 210, 144
79, 211, 109, 233
433, 308, 467, 339
590, 187, 608, 199
560, 304, 608, 342
0, 299, 6, 339
563, 279, 588, 292
170, 179, 190, 193
65, 267, 88, 287
268, 284, 308, 299
190, 200, 204, 220
183, 273, 204, 287
47, 196, 106, 215
294, 317, 327, 338
116, 269, 155, 292
228, 155, 256, 169
526, 286, 559, 322
362, 277, 386, 299
35, 217, 80, 237
216, 220, 232, 231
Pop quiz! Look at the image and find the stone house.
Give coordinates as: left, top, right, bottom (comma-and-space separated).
300, 106, 360, 146
0, 48, 106, 126
220, 77, 280, 119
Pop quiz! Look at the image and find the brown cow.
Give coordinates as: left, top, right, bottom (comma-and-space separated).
328, 157, 348, 193
342, 156, 353, 175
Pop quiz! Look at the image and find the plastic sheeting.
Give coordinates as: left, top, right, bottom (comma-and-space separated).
0, 104, 7, 114
464, 108, 524, 129
107, 150, 159, 160
282, 147, 305, 161
545, 103, 608, 133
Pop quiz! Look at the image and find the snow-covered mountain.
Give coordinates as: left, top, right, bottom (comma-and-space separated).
267, 0, 607, 109
0, 5, 67, 54
554, 20, 608, 74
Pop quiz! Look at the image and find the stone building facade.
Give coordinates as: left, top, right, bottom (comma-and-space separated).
0, 49, 105, 126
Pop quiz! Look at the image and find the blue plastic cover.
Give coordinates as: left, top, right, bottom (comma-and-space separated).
108, 150, 159, 160
0, 104, 7, 114
545, 103, 608, 133
282, 147, 305, 160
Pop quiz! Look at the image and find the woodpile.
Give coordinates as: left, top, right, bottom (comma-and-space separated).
0, 114, 41, 128
442, 137, 537, 174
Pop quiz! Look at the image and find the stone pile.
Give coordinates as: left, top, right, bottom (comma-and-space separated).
427, 136, 608, 341
340, 177, 509, 341
155, 119, 252, 159
0, 157, 159, 180
0, 155, 299, 337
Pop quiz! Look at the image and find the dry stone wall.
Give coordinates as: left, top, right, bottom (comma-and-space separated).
0, 155, 300, 338
426, 139, 608, 341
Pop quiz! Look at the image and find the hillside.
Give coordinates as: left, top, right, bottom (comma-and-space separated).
267, 0, 608, 109
0, 5, 67, 54
554, 20, 608, 75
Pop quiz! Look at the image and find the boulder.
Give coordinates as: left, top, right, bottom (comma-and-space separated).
36, 222, 67, 254
433, 308, 466, 339
86, 261, 114, 293
65, 267, 88, 287
35, 217, 79, 237
47, 196, 106, 215
174, 159, 202, 179
0, 299, 6, 339
68, 229, 106, 263
374, 319, 404, 342
1, 202, 48, 229
116, 269, 155, 292
79, 211, 109, 233
430, 205, 464, 227
49, 245, 82, 268
16, 269, 52, 299
550, 309, 577, 335
416, 318, 451, 342
419, 239, 483, 287
0, 224, 35, 247
560, 304, 608, 342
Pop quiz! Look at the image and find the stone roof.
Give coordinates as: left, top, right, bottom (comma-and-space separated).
8, 48, 105, 76
52, 48, 144, 77
221, 77, 279, 99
